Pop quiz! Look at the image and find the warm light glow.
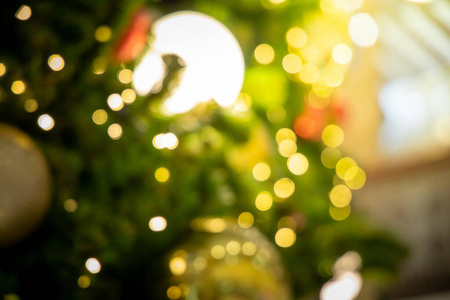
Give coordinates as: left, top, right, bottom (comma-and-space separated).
278, 139, 297, 157
288, 153, 309, 175
149, 216, 167, 231
282, 54, 303, 74
276, 128, 297, 144
11, 80, 26, 94
299, 63, 320, 84
242, 241, 257, 256
329, 185, 352, 208
133, 12, 245, 114
15, 5, 32, 21
203, 218, 226, 233
329, 204, 351, 221
153, 133, 179, 150
334, 0, 363, 12
211, 245, 226, 259
308, 90, 330, 109
321, 147, 342, 169
64, 199, 78, 213
95, 25, 112, 42
193, 257, 207, 271
118, 69, 133, 84
24, 99, 38, 112
107, 123, 122, 140
85, 258, 101, 274
92, 56, 107, 75
322, 124, 344, 148
48, 54, 65, 71
107, 93, 124, 111
121, 89, 136, 104
226, 241, 241, 255
38, 114, 55, 131
253, 162, 271, 181
92, 109, 108, 125
238, 212, 254, 228
155, 167, 170, 182
167, 286, 182, 299
0, 63, 6, 77
286, 27, 308, 48
78, 275, 91, 289
320, 271, 362, 300
169, 257, 187, 276
344, 166, 366, 190
275, 228, 296, 248
254, 44, 275, 65
255, 191, 273, 211
334, 251, 362, 273
336, 157, 357, 179
349, 13, 379, 47
332, 44, 352, 65
274, 178, 295, 199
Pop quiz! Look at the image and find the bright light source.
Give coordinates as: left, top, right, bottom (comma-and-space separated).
133, 11, 245, 114
349, 13, 379, 47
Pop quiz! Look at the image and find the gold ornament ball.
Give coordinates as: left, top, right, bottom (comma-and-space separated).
0, 124, 52, 247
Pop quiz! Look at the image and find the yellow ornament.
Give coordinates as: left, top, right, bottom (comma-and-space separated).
0, 124, 52, 247
167, 218, 292, 300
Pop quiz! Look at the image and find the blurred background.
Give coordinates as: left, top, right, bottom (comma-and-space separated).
0, 0, 449, 299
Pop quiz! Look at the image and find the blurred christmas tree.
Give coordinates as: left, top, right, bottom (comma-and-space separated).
0, 0, 406, 299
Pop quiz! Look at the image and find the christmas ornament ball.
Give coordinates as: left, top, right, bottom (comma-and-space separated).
167, 218, 292, 300
0, 124, 52, 248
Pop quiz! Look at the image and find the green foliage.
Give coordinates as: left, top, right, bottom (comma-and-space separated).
0, 0, 406, 299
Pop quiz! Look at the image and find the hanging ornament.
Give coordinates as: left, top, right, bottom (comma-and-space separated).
0, 124, 52, 248
166, 218, 292, 300
132, 11, 245, 115
112, 8, 156, 63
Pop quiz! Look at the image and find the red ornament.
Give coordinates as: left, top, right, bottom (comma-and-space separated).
112, 8, 156, 63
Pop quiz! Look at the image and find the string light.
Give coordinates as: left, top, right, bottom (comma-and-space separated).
149, 216, 167, 231
211, 245, 226, 259
38, 114, 55, 131
274, 178, 295, 199
254, 44, 275, 65
278, 139, 297, 157
322, 124, 344, 148
332, 44, 352, 65
155, 167, 170, 182
48, 54, 65, 71
275, 228, 296, 248
107, 124, 122, 140
282, 54, 303, 74
321, 147, 342, 169
118, 69, 133, 84
255, 191, 273, 211
64, 199, 78, 212
169, 257, 187, 276
0, 63, 6, 77
95, 25, 112, 42
167, 286, 182, 299
24, 99, 38, 112
92, 56, 107, 75
344, 166, 366, 190
276, 128, 297, 144
121, 89, 136, 104
286, 27, 308, 48
78, 276, 91, 289
11, 80, 26, 94
152, 133, 179, 150
335, 157, 357, 179
329, 184, 352, 207
85, 258, 101, 274
15, 5, 32, 21
329, 204, 351, 221
242, 241, 257, 256
92, 109, 108, 125
253, 162, 271, 181
107, 93, 124, 111
349, 13, 379, 47
226, 241, 241, 255
238, 212, 254, 228
287, 153, 309, 175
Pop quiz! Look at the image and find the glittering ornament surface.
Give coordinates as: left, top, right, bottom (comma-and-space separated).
0, 124, 51, 247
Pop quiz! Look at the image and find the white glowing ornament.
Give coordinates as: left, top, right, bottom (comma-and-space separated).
133, 11, 245, 114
